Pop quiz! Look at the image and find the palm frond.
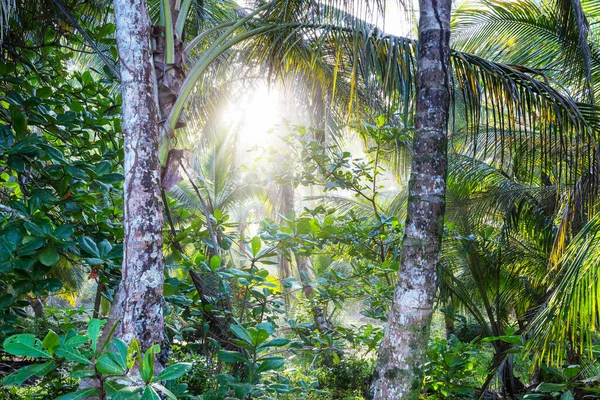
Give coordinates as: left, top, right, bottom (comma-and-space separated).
527, 211, 600, 366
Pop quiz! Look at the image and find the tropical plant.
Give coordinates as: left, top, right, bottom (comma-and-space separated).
2, 319, 193, 399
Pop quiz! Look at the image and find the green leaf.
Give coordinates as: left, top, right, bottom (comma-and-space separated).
109, 338, 128, 370
19, 237, 46, 256
8, 155, 25, 172
53, 225, 74, 239
55, 344, 91, 364
151, 383, 177, 399
251, 236, 262, 256
563, 365, 581, 379
2, 362, 56, 386
140, 386, 160, 400
126, 338, 141, 370
40, 144, 66, 163
37, 278, 63, 293
78, 236, 99, 257
561, 391, 575, 400
217, 350, 248, 364
255, 356, 285, 374
24, 221, 45, 237
10, 106, 27, 134
153, 362, 192, 381
260, 338, 291, 348
536, 383, 569, 393
38, 246, 60, 266
141, 344, 159, 383
55, 388, 100, 400
70, 369, 96, 378
209, 255, 221, 271
3, 334, 51, 358
36, 88, 52, 98
230, 324, 253, 345
87, 319, 105, 352
41, 330, 60, 354
96, 354, 126, 375
0, 294, 14, 311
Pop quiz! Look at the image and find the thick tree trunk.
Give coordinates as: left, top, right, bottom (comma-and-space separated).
107, 0, 165, 355
371, 1, 452, 398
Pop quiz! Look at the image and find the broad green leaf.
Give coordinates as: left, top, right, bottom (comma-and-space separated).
230, 324, 253, 345
217, 350, 248, 364
53, 225, 74, 239
41, 330, 60, 353
209, 255, 221, 271
561, 391, 575, 400
153, 362, 192, 381
38, 246, 60, 266
24, 221, 45, 237
2, 362, 56, 386
126, 338, 141, 370
140, 386, 160, 400
255, 356, 285, 374
109, 338, 128, 370
36, 87, 52, 98
536, 382, 569, 392
141, 344, 159, 383
260, 338, 291, 348
96, 354, 126, 375
55, 344, 91, 364
563, 365, 581, 379
78, 236, 99, 257
232, 383, 253, 397
251, 328, 270, 347
0, 294, 14, 311
65, 334, 88, 347
87, 319, 105, 352
251, 236, 262, 256
3, 334, 51, 358
70, 369, 96, 378
151, 382, 177, 399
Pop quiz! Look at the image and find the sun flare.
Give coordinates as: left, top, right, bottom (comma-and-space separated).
221, 84, 283, 150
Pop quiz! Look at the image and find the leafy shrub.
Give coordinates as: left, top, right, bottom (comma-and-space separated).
170, 346, 216, 395
1, 319, 192, 399
313, 356, 375, 399
422, 335, 483, 399
523, 364, 600, 399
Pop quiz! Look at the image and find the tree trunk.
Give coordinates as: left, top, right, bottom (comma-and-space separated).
371, 1, 452, 398
107, 0, 165, 356
296, 255, 330, 331
278, 183, 294, 307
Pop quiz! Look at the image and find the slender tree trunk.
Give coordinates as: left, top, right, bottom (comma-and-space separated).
278, 183, 294, 307
107, 0, 165, 355
296, 255, 330, 331
371, 1, 452, 398
92, 281, 103, 319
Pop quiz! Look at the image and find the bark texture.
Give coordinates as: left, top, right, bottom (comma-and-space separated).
108, 0, 165, 353
371, 0, 452, 398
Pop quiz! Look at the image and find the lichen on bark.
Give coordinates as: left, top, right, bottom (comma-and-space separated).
107, 0, 165, 359
371, 0, 452, 398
